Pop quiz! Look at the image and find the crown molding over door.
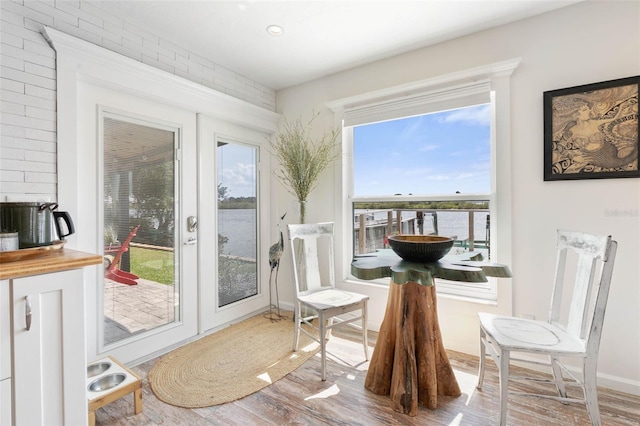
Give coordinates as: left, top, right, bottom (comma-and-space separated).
42, 27, 280, 135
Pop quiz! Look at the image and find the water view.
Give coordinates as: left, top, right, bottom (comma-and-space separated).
218, 208, 489, 259
218, 209, 257, 259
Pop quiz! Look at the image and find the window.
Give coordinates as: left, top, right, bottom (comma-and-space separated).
216, 140, 259, 307
350, 104, 495, 299
102, 114, 179, 346
328, 59, 520, 301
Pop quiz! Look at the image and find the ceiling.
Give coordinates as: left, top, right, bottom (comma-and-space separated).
92, 0, 581, 91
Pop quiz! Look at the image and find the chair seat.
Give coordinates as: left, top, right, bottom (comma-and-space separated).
299, 289, 368, 311
479, 312, 587, 356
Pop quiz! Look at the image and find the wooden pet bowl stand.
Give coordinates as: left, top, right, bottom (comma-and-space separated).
87, 356, 142, 425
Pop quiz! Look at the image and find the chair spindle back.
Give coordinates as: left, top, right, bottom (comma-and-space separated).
550, 230, 617, 349
288, 222, 335, 295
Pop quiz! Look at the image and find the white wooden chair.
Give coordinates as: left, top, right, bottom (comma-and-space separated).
287, 222, 369, 381
477, 230, 617, 425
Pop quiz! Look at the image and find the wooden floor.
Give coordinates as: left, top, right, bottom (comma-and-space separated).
94, 329, 640, 425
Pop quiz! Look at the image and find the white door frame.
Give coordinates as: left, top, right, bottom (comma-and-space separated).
198, 115, 272, 331
78, 83, 199, 363
45, 27, 280, 363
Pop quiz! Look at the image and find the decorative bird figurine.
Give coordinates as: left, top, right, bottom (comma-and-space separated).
265, 212, 287, 321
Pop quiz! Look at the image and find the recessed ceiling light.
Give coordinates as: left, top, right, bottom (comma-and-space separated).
266, 25, 284, 36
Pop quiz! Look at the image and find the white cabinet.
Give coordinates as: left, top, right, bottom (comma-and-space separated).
10, 269, 88, 426
1, 280, 11, 425
0, 378, 10, 426
1, 281, 9, 380
0, 249, 100, 426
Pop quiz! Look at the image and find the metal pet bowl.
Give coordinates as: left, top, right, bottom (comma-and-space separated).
88, 373, 126, 392
87, 362, 112, 378
388, 235, 454, 263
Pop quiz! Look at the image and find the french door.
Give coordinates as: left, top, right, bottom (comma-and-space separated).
78, 86, 271, 362
49, 26, 280, 366
198, 115, 270, 331
79, 82, 198, 364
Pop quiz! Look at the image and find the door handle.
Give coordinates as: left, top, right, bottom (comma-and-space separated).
25, 296, 32, 331
187, 216, 198, 232
184, 237, 197, 245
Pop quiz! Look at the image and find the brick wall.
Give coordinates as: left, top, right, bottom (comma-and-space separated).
0, 0, 276, 201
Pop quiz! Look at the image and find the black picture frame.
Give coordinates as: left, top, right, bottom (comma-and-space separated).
543, 75, 640, 181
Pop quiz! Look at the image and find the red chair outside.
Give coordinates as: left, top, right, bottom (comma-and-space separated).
105, 225, 141, 285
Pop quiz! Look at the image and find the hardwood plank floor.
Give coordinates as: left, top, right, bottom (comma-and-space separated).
94, 329, 640, 425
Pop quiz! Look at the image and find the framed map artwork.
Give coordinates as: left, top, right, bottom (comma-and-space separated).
543, 75, 640, 181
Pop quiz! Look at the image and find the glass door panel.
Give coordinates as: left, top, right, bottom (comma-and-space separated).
217, 141, 258, 307
197, 115, 269, 332
103, 116, 178, 346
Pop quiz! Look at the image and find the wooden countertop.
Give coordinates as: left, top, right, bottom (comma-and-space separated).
0, 248, 102, 280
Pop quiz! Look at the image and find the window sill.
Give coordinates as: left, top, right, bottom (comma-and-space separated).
435, 291, 498, 306
344, 277, 498, 306
344, 277, 389, 290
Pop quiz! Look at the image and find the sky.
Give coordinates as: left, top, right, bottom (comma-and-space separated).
353, 104, 491, 196
217, 103, 491, 199
217, 143, 257, 198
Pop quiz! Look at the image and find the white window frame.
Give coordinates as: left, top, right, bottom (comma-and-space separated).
327, 59, 520, 301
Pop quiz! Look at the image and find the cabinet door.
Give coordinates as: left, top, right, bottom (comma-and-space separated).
1, 281, 9, 381
11, 269, 87, 426
0, 378, 11, 426
0, 281, 10, 426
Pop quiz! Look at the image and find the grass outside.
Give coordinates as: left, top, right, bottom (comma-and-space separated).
128, 246, 257, 287
130, 246, 174, 284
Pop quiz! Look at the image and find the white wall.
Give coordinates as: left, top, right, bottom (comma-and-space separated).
274, 1, 640, 394
0, 0, 275, 202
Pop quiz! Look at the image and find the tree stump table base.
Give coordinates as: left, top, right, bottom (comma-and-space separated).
364, 281, 461, 416
352, 250, 511, 416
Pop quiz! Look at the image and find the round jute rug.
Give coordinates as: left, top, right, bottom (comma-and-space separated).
148, 312, 318, 408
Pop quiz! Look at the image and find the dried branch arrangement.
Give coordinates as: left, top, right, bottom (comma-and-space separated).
271, 112, 340, 223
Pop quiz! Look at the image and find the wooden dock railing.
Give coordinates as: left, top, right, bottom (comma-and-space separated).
354, 209, 490, 257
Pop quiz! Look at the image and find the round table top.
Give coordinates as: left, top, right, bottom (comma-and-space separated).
351, 249, 512, 286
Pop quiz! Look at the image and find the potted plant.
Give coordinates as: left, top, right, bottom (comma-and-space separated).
271, 111, 340, 223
